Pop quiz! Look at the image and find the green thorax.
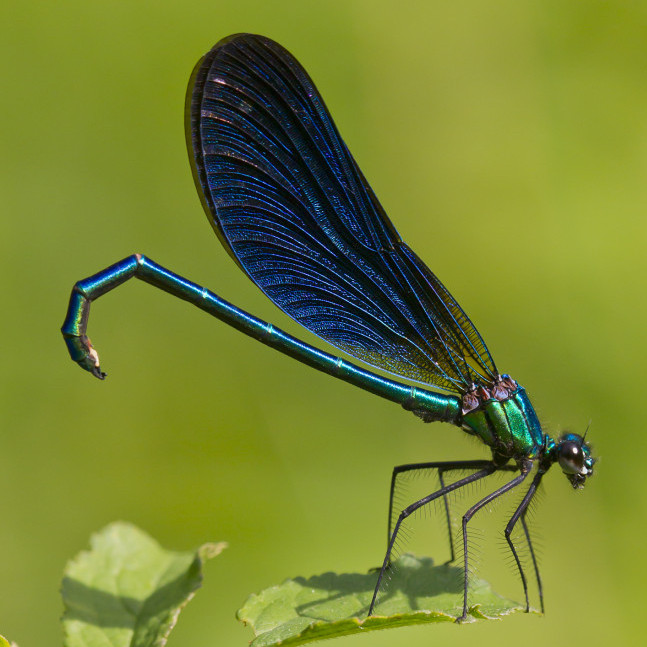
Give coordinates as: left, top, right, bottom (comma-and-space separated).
461, 383, 544, 458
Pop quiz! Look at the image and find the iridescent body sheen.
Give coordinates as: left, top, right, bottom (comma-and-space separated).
62, 34, 595, 622
462, 387, 543, 456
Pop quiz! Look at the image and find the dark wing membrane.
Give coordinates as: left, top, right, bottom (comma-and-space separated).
187, 33, 497, 393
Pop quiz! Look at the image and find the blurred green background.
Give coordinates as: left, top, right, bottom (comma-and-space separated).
2, 0, 646, 645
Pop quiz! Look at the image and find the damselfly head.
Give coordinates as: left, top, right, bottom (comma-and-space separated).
555, 432, 595, 489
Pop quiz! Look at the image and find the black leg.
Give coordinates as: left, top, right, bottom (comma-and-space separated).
504, 470, 544, 613
437, 467, 455, 563
369, 463, 497, 617
387, 461, 497, 553
457, 467, 532, 622
387, 461, 517, 562
437, 462, 518, 563
521, 512, 544, 612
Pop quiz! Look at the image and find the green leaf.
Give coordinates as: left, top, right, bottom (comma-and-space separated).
0, 634, 17, 647
61, 522, 226, 647
238, 554, 531, 647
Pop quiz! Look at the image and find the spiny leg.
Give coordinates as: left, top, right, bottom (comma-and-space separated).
388, 461, 517, 563
369, 463, 498, 617
437, 467, 457, 563
387, 461, 495, 556
521, 512, 543, 612
504, 470, 544, 613
437, 463, 518, 564
457, 467, 531, 622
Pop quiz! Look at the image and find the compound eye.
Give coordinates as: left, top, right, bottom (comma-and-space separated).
558, 441, 584, 474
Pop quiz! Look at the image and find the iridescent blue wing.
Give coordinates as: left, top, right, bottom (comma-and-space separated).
187, 33, 497, 394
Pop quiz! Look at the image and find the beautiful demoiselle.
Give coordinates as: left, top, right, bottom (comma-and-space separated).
62, 34, 595, 621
